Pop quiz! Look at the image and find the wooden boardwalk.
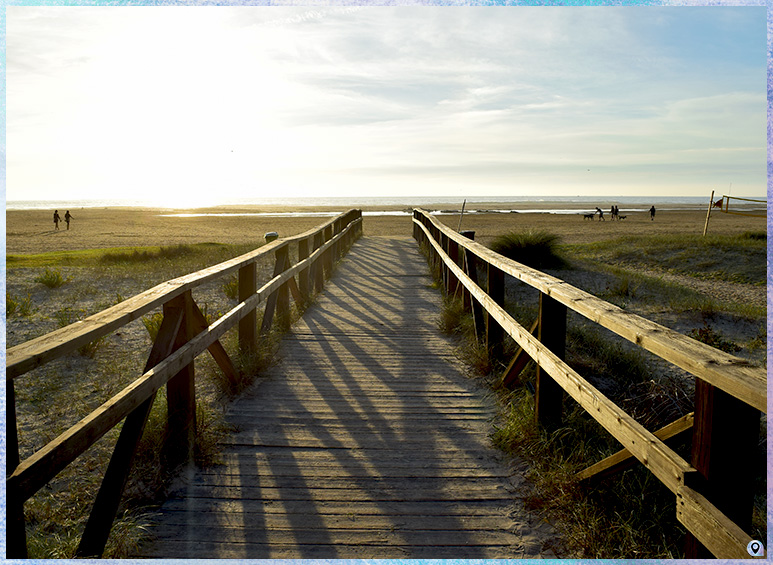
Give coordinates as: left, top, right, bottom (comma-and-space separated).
137, 236, 551, 559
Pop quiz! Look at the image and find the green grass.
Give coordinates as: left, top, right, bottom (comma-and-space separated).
8, 242, 263, 271
5, 292, 34, 317
490, 230, 567, 269
34, 268, 70, 288
565, 233, 766, 286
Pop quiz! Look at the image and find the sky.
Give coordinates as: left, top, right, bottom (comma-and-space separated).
5, 5, 768, 205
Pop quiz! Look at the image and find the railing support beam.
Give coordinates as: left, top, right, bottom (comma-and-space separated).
684, 381, 760, 557
535, 293, 566, 429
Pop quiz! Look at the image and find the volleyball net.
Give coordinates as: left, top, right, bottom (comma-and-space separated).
713, 195, 767, 217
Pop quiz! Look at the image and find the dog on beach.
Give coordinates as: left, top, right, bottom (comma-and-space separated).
583, 213, 594, 220
618, 215, 627, 220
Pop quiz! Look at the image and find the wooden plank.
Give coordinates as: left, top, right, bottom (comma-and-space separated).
189, 300, 237, 382
413, 211, 766, 412
535, 293, 566, 429
685, 380, 760, 557
137, 540, 519, 559
677, 485, 753, 559
500, 318, 539, 388
576, 412, 694, 482
238, 262, 257, 354
415, 220, 696, 494
486, 263, 504, 360
298, 237, 310, 299
165, 292, 197, 469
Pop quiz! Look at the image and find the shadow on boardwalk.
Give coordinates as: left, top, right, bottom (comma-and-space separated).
136, 237, 561, 559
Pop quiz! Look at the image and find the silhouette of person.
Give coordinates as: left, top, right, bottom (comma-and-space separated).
64, 210, 73, 230
649, 205, 656, 221
596, 207, 605, 221
610, 205, 616, 220
53, 210, 61, 230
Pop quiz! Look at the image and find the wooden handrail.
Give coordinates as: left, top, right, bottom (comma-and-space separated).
414, 217, 697, 494
413, 209, 766, 413
7, 209, 361, 380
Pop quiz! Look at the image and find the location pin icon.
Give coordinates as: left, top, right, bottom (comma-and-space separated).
747, 540, 765, 557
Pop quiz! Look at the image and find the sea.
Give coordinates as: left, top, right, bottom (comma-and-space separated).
6, 195, 766, 217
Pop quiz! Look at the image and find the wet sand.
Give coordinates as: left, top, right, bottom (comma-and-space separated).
6, 203, 765, 255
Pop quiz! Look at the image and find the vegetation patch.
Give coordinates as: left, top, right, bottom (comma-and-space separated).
35, 268, 70, 288
490, 230, 567, 269
688, 322, 740, 353
565, 233, 766, 286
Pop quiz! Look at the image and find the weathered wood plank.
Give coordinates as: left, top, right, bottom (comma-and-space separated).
677, 485, 753, 559
576, 412, 695, 482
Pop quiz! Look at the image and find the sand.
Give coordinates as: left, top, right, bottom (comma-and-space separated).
6, 203, 765, 255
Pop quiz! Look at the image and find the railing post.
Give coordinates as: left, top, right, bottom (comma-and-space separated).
447, 238, 459, 296
535, 292, 566, 429
6, 381, 27, 559
298, 237, 310, 301
261, 245, 290, 334
323, 225, 333, 278
440, 233, 449, 292
684, 381, 760, 557
275, 246, 291, 330
313, 232, 324, 293
486, 264, 505, 360
165, 291, 197, 470
238, 261, 257, 354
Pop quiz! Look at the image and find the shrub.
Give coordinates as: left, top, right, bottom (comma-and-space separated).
35, 268, 69, 288
490, 230, 566, 269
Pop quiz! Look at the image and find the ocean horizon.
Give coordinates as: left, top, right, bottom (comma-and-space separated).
7, 194, 766, 212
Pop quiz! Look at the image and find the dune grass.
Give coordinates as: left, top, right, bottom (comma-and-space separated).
489, 230, 567, 269
565, 232, 766, 286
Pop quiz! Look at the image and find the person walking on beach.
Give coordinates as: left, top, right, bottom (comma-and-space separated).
64, 210, 73, 230
53, 210, 61, 230
610, 205, 616, 220
596, 207, 605, 221
649, 205, 656, 221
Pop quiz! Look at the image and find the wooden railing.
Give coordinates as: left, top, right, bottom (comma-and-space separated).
413, 208, 765, 559
6, 209, 363, 558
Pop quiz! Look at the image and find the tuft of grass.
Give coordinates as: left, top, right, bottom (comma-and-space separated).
141, 312, 165, 342
222, 275, 239, 300
490, 230, 566, 269
566, 325, 649, 395
53, 307, 105, 357
739, 230, 766, 240
7, 292, 18, 316
35, 268, 70, 288
688, 322, 740, 353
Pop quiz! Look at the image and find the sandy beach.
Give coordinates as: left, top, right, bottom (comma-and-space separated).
6, 203, 765, 255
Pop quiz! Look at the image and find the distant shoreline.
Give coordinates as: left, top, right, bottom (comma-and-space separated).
7, 194, 767, 212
